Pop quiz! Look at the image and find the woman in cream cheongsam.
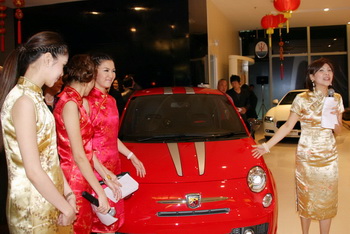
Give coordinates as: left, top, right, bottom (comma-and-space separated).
0, 31, 76, 233
252, 58, 344, 234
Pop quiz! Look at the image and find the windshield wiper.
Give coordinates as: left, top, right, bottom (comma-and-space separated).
210, 131, 247, 138
136, 132, 247, 142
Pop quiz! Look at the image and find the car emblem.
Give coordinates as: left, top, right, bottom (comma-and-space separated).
186, 193, 201, 209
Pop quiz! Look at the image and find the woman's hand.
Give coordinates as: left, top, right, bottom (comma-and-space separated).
66, 193, 77, 214
96, 193, 110, 214
251, 144, 269, 159
130, 155, 146, 177
57, 205, 76, 226
104, 175, 122, 201
330, 106, 340, 116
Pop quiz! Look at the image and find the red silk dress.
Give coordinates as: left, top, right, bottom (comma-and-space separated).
86, 87, 124, 233
54, 86, 94, 234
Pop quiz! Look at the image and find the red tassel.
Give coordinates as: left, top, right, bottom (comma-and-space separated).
0, 34, 4, 52
280, 63, 284, 80
17, 20, 21, 44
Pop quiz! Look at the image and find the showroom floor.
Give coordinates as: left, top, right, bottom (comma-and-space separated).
255, 121, 350, 234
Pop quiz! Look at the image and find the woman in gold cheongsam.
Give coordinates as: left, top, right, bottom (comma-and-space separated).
252, 58, 344, 234
0, 31, 76, 233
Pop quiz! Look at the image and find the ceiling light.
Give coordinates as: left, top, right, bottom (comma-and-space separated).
87, 11, 101, 15
323, 8, 329, 12
130, 27, 137, 32
133, 7, 147, 11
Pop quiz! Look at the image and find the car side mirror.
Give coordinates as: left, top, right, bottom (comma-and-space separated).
272, 99, 279, 105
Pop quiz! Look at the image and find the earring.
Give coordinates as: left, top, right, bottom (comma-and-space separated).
312, 80, 315, 92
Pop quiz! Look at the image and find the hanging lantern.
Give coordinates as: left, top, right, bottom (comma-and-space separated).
261, 14, 279, 48
13, 0, 24, 44
276, 14, 287, 36
274, 0, 300, 33
0, 1, 6, 52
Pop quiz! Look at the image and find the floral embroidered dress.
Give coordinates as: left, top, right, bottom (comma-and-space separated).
1, 77, 72, 233
86, 87, 124, 233
54, 86, 94, 234
290, 90, 344, 220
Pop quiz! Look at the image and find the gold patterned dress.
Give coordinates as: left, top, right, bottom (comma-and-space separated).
290, 90, 344, 220
1, 77, 72, 233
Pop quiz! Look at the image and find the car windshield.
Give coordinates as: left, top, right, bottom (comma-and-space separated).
279, 91, 303, 105
119, 94, 248, 143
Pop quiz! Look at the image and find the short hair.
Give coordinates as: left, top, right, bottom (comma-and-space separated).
230, 75, 240, 83
306, 58, 334, 91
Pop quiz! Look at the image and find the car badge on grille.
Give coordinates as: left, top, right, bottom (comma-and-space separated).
186, 193, 201, 209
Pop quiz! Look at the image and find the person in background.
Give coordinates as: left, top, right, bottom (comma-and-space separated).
121, 74, 142, 103
217, 78, 228, 93
54, 54, 121, 234
108, 78, 125, 117
252, 58, 344, 234
87, 53, 146, 234
0, 31, 76, 233
226, 75, 251, 130
43, 75, 64, 112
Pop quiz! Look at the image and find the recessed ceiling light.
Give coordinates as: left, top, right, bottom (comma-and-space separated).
323, 8, 330, 12
133, 7, 147, 11
87, 11, 101, 15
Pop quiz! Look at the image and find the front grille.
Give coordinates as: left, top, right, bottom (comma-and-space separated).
157, 208, 230, 217
276, 121, 301, 130
231, 223, 269, 234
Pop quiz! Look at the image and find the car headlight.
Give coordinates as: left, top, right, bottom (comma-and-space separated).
264, 116, 273, 123
247, 166, 266, 192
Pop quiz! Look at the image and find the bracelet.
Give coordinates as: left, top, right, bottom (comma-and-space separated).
262, 143, 270, 153
65, 192, 74, 200
127, 152, 134, 159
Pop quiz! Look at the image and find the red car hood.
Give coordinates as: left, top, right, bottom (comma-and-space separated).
122, 137, 265, 183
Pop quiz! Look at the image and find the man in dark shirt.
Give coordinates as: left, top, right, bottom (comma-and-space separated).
226, 75, 251, 130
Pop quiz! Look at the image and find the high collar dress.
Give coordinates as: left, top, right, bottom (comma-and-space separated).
54, 86, 94, 234
1, 77, 71, 233
86, 87, 124, 232
290, 90, 344, 220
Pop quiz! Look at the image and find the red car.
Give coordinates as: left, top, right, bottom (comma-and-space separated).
118, 87, 277, 234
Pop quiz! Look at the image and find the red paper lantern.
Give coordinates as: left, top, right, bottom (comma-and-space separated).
13, 0, 24, 44
261, 14, 279, 47
274, 0, 300, 32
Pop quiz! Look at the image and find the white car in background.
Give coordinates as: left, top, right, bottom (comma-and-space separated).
264, 89, 308, 139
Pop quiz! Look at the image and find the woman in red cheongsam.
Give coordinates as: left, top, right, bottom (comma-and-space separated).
54, 54, 121, 234
86, 53, 146, 234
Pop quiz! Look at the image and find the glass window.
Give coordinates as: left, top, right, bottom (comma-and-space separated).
279, 90, 305, 105
271, 27, 307, 55
119, 94, 248, 142
271, 56, 308, 101
310, 25, 347, 53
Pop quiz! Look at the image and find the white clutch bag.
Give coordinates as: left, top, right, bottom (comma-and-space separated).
104, 172, 139, 202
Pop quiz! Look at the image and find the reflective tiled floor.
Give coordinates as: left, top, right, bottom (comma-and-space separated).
255, 122, 350, 234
